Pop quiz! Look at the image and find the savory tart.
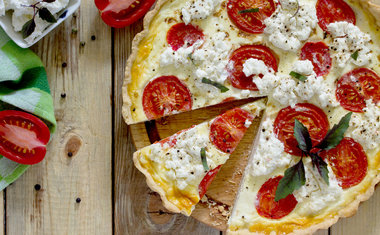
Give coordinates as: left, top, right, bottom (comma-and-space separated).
124, 0, 380, 233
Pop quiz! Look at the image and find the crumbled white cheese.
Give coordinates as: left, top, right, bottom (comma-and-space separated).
347, 99, 380, 150
292, 60, 314, 75
250, 117, 292, 176
244, 119, 252, 128
242, 58, 270, 77
160, 40, 203, 68
264, 0, 317, 52
327, 22, 372, 67
1, 0, 69, 43
181, 0, 221, 24
294, 158, 343, 215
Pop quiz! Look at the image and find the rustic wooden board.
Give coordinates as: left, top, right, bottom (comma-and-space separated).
5, 3, 113, 235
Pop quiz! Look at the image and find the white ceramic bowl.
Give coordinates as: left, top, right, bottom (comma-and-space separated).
0, 0, 81, 48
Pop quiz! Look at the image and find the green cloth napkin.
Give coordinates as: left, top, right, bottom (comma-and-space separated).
0, 28, 56, 191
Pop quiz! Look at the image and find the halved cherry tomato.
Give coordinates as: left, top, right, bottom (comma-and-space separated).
256, 176, 298, 219
227, 45, 278, 90
316, 0, 356, 32
199, 165, 221, 199
94, 0, 156, 28
274, 103, 329, 156
210, 107, 254, 153
320, 138, 367, 189
0, 110, 50, 165
336, 68, 380, 113
143, 76, 192, 120
300, 41, 332, 77
166, 23, 204, 51
227, 0, 276, 34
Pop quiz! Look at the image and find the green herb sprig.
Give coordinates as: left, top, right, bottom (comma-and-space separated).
289, 71, 307, 82
200, 147, 209, 171
202, 78, 229, 93
275, 112, 352, 201
21, 0, 57, 38
238, 8, 260, 14
351, 50, 359, 61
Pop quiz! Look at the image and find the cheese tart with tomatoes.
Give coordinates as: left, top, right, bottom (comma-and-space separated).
133, 100, 265, 215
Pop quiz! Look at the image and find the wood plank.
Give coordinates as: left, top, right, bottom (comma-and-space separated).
5, 4, 113, 235
114, 19, 219, 234
331, 186, 380, 235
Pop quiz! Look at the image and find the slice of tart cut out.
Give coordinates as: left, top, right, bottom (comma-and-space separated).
133, 99, 266, 216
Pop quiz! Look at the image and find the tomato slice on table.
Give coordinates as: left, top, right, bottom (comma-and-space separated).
227, 0, 276, 34
274, 103, 329, 156
210, 107, 254, 153
316, 0, 356, 32
336, 68, 380, 113
94, 0, 156, 28
300, 41, 332, 77
198, 165, 221, 199
256, 176, 298, 219
227, 45, 278, 91
166, 23, 204, 51
143, 76, 192, 120
320, 138, 367, 189
0, 110, 50, 165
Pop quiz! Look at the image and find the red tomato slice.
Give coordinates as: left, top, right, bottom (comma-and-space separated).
274, 103, 329, 156
166, 23, 204, 51
210, 107, 254, 153
227, 0, 276, 34
227, 45, 278, 90
94, 0, 156, 28
198, 165, 221, 199
0, 110, 50, 165
143, 76, 192, 120
316, 0, 356, 32
300, 41, 332, 77
320, 138, 367, 189
336, 68, 380, 113
256, 176, 298, 219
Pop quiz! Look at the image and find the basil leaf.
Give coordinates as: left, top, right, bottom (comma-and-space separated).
202, 78, 229, 93
294, 119, 312, 152
289, 71, 307, 82
316, 112, 352, 150
351, 50, 359, 61
238, 8, 260, 14
275, 159, 306, 201
310, 153, 329, 185
39, 7, 57, 23
22, 19, 36, 38
200, 147, 209, 171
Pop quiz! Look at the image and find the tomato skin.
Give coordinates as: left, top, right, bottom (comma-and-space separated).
95, 0, 156, 28
227, 0, 276, 34
336, 68, 380, 113
316, 0, 356, 32
300, 41, 332, 77
210, 107, 254, 153
320, 138, 367, 189
256, 176, 298, 219
274, 103, 329, 156
0, 110, 50, 165
198, 165, 221, 199
142, 76, 192, 120
227, 45, 278, 91
166, 23, 204, 51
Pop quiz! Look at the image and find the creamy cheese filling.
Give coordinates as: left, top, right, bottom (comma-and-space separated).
347, 99, 380, 150
264, 0, 318, 52
327, 21, 372, 68
293, 158, 343, 215
1, 0, 69, 43
250, 117, 292, 176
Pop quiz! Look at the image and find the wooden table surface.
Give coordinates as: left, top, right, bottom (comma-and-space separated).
1, 1, 380, 234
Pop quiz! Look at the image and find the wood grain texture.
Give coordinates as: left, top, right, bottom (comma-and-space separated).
5, 3, 113, 235
114, 20, 219, 234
